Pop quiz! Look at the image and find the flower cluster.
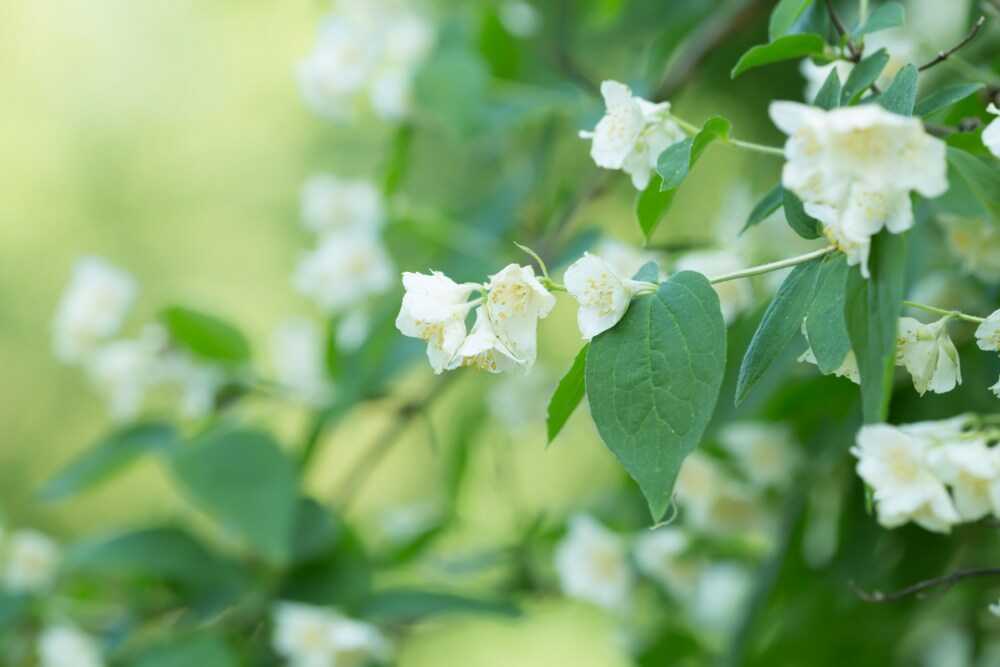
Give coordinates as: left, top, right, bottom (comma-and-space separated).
770, 102, 947, 277
52, 258, 224, 422
38, 625, 104, 667
579, 80, 686, 190
976, 310, 1000, 396
298, 0, 434, 122
852, 416, 1000, 533
940, 213, 1000, 282
799, 30, 918, 101
2, 528, 59, 593
272, 602, 388, 667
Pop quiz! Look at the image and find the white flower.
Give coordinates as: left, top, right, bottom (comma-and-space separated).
483, 264, 555, 369
564, 253, 654, 340
271, 318, 333, 406
369, 66, 414, 120
499, 1, 541, 37
3, 529, 59, 592
991, 599, 1000, 617
898, 414, 972, 444
852, 424, 960, 533
690, 563, 753, 635
769, 102, 947, 277
272, 602, 387, 667
579, 81, 685, 190
799, 323, 861, 383
926, 440, 1000, 521
984, 103, 1000, 159
487, 368, 553, 429
674, 453, 767, 537
335, 309, 370, 353
554, 514, 633, 611
865, 30, 919, 90
939, 214, 1000, 282
159, 352, 224, 420
799, 58, 854, 101
298, 16, 378, 121
456, 306, 522, 373
976, 310, 1000, 352
718, 421, 800, 488
53, 257, 137, 363
85, 326, 165, 422
395, 270, 481, 374
896, 317, 961, 395
301, 175, 383, 236
633, 528, 699, 599
593, 238, 660, 280
674, 250, 754, 324
294, 232, 394, 313
38, 625, 103, 667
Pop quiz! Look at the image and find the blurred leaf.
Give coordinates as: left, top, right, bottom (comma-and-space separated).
841, 49, 889, 103
478, 9, 520, 79
877, 64, 918, 116
632, 261, 660, 283
414, 47, 490, 136
382, 123, 414, 198
813, 69, 842, 109
131, 634, 237, 667
944, 147, 1000, 223
547, 344, 589, 445
782, 189, 822, 239
587, 271, 726, 520
361, 589, 520, 623
914, 83, 984, 117
40, 423, 177, 501
636, 175, 676, 242
845, 231, 907, 423
0, 593, 28, 627
171, 428, 298, 565
769, 0, 815, 40
736, 258, 823, 405
742, 185, 784, 232
731, 34, 826, 79
161, 306, 250, 365
806, 254, 851, 373
852, 2, 905, 37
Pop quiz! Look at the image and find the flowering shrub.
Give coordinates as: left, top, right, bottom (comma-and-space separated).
7, 0, 1000, 665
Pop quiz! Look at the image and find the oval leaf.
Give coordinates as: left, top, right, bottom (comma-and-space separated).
841, 49, 889, 103
161, 306, 251, 365
731, 34, 826, 79
769, 0, 815, 40
853, 2, 905, 37
915, 83, 984, 117
547, 344, 589, 445
806, 254, 851, 373
782, 189, 822, 239
878, 64, 918, 116
742, 184, 784, 232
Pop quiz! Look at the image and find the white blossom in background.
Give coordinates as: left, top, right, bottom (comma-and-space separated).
379, 501, 440, 544
939, 215, 1000, 282
483, 264, 555, 369
271, 318, 334, 406
301, 174, 383, 235
927, 440, 1000, 521
896, 317, 961, 396
718, 421, 800, 488
866, 30, 920, 89
487, 368, 553, 430
554, 514, 633, 612
674, 453, 768, 538
675, 250, 753, 324
564, 253, 655, 340
579, 80, 686, 190
909, 272, 988, 320
799, 322, 861, 383
690, 563, 753, 635
52, 257, 137, 364
976, 310, 1000, 353
335, 309, 370, 353
852, 424, 960, 533
499, 0, 541, 37
38, 625, 104, 667
991, 600, 1000, 617
984, 104, 1000, 159
593, 238, 660, 280
160, 352, 225, 420
85, 326, 165, 422
395, 270, 480, 374
294, 232, 394, 313
799, 59, 854, 101
272, 602, 388, 667
3, 529, 59, 592
769, 102, 947, 277
633, 528, 700, 600
456, 306, 522, 373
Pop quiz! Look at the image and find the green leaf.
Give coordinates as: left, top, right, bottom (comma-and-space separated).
878, 64, 918, 116
915, 83, 984, 117
731, 33, 826, 79
40, 423, 177, 501
806, 254, 851, 373
171, 428, 299, 564
636, 175, 677, 241
0, 593, 29, 627
853, 2, 905, 37
586, 271, 726, 520
547, 344, 589, 445
845, 231, 907, 423
361, 589, 521, 623
381, 123, 413, 197
132, 634, 238, 667
735, 258, 823, 404
478, 8, 520, 79
841, 49, 889, 103
813, 69, 842, 109
944, 147, 1000, 223
742, 185, 784, 232
769, 0, 815, 40
160, 306, 250, 365
782, 189, 822, 239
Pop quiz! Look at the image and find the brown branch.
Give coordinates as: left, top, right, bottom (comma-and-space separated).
825, 0, 862, 61
918, 16, 987, 72
852, 567, 1000, 603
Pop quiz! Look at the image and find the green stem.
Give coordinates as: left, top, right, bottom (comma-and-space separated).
724, 138, 786, 157
709, 246, 836, 285
859, 0, 869, 23
902, 301, 985, 324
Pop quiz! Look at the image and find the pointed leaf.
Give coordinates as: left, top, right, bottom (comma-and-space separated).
853, 2, 905, 37
636, 175, 677, 241
361, 589, 521, 622
813, 69, 842, 109
782, 189, 822, 238
806, 254, 851, 373
547, 345, 589, 445
915, 83, 984, 117
161, 306, 250, 365
878, 64, 918, 116
731, 34, 827, 79
944, 147, 1000, 223
769, 0, 815, 40
841, 49, 889, 103
742, 185, 785, 232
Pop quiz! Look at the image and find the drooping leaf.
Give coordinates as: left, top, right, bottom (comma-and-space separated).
878, 64, 918, 116
853, 2, 905, 37
845, 231, 908, 423
360, 589, 521, 622
160, 306, 250, 365
586, 271, 726, 520
735, 258, 824, 404
547, 344, 589, 445
731, 34, 827, 79
132, 634, 238, 667
914, 83, 984, 117
742, 185, 784, 232
40, 423, 178, 501
944, 147, 1000, 223
806, 254, 851, 373
381, 122, 413, 197
782, 189, 822, 239
841, 49, 889, 103
478, 8, 521, 79
769, 0, 815, 40
813, 69, 842, 109
636, 175, 677, 241
170, 428, 299, 564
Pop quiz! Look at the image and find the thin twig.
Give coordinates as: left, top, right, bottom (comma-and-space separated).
852, 567, 1000, 603
825, 0, 862, 60
709, 246, 836, 284
918, 16, 987, 72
